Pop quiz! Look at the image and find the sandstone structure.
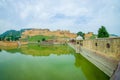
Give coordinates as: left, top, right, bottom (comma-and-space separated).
21, 29, 77, 39
84, 32, 94, 39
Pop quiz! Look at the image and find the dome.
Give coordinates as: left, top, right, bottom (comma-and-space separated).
76, 36, 83, 40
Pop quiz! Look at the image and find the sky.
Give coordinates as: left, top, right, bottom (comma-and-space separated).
0, 0, 120, 35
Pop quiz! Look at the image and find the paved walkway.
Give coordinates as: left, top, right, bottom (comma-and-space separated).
110, 62, 120, 80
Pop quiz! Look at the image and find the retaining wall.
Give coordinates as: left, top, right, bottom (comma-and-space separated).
82, 37, 120, 60
69, 37, 120, 77
0, 41, 28, 47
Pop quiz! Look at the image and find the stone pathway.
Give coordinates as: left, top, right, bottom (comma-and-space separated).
110, 62, 120, 80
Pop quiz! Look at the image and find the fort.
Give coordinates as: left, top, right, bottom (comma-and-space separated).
21, 29, 77, 39
0, 28, 120, 79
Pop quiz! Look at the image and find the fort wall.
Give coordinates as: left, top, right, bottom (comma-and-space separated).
69, 37, 120, 77
82, 37, 120, 60
21, 29, 77, 38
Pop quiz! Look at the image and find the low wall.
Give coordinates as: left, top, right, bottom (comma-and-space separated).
0, 41, 18, 46
82, 38, 120, 77
0, 41, 28, 47
83, 37, 120, 60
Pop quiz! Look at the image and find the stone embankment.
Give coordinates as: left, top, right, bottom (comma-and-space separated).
68, 37, 120, 78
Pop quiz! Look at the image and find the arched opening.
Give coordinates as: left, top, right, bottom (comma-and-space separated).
95, 43, 97, 46
106, 43, 110, 48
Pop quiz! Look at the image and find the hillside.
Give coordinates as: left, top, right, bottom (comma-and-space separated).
0, 28, 77, 41
28, 35, 53, 42
0, 30, 21, 41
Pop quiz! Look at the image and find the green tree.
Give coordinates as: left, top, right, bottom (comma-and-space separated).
6, 37, 11, 41
77, 31, 85, 39
98, 26, 109, 38
38, 40, 40, 43
0, 37, 2, 41
0, 30, 21, 41
42, 38, 46, 41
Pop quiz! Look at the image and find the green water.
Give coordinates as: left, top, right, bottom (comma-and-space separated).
0, 45, 109, 80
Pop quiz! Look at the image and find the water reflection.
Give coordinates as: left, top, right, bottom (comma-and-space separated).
0, 45, 109, 80
74, 53, 109, 80
1, 44, 75, 56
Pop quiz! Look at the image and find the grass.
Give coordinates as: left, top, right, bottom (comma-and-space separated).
28, 35, 53, 42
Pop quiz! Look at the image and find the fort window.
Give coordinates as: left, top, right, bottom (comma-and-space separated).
95, 43, 97, 46
77, 42, 79, 44
106, 43, 110, 48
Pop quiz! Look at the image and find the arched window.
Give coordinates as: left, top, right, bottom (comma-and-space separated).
95, 43, 97, 46
106, 43, 110, 48
77, 42, 79, 44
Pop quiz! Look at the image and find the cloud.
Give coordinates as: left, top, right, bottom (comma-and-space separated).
0, 20, 20, 34
0, 0, 120, 35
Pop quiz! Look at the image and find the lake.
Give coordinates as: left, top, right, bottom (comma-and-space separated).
0, 44, 109, 80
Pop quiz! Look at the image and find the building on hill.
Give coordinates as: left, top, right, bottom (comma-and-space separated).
21, 29, 77, 39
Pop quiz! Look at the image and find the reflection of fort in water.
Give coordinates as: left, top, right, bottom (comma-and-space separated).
0, 45, 109, 80
0, 45, 74, 56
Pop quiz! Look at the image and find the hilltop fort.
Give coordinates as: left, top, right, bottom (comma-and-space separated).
21, 29, 77, 39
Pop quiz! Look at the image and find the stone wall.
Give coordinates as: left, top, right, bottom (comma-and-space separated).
72, 37, 120, 77
82, 37, 120, 60
0, 41, 18, 46
0, 41, 28, 47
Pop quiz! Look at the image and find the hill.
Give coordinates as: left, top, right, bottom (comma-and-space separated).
0, 30, 21, 41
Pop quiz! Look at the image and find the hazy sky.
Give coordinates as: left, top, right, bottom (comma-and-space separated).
0, 0, 120, 35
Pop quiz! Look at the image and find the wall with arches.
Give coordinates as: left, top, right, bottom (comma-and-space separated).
82, 37, 120, 59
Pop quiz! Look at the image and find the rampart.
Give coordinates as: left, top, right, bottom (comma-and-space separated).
70, 37, 120, 77
82, 37, 120, 60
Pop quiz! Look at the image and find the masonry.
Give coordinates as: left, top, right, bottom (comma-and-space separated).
0, 41, 28, 47
69, 37, 120, 77
82, 37, 120, 60
21, 29, 77, 39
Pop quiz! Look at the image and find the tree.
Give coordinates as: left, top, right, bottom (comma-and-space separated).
38, 40, 40, 43
98, 26, 109, 38
6, 37, 11, 41
77, 31, 85, 39
0, 37, 2, 41
0, 30, 21, 41
42, 38, 46, 41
